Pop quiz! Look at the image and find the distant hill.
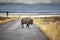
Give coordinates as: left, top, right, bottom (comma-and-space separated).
0, 3, 60, 13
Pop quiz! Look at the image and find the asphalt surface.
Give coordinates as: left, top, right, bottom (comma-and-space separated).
0, 19, 48, 40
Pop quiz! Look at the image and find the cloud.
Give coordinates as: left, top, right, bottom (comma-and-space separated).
0, 0, 60, 4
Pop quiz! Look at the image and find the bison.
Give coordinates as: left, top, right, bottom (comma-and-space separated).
21, 17, 33, 28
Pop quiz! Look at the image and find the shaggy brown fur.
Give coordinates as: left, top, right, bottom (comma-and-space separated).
21, 17, 33, 28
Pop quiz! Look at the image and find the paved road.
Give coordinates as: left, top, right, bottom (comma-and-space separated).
0, 19, 48, 40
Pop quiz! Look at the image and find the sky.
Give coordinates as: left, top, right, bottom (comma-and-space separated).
0, 0, 60, 4
0, 0, 60, 15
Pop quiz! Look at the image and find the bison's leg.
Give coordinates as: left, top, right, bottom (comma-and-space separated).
21, 23, 24, 28
26, 24, 30, 29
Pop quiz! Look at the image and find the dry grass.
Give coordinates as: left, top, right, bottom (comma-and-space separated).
0, 17, 18, 24
33, 17, 60, 40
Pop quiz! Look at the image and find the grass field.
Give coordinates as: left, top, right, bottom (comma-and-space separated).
33, 16, 60, 40
0, 17, 18, 24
